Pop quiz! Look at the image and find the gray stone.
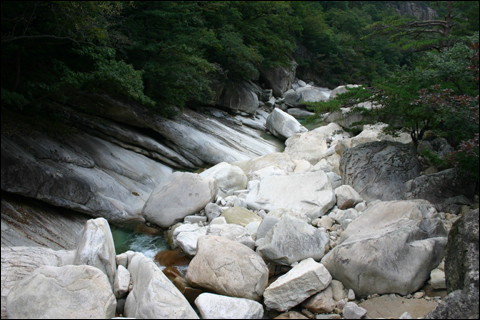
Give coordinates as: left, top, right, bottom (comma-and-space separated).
73, 218, 117, 288
263, 258, 332, 312
184, 215, 207, 224
284, 130, 329, 164
322, 200, 447, 297
173, 223, 208, 256
266, 108, 308, 140
207, 223, 255, 249
186, 235, 268, 301
343, 302, 367, 319
217, 81, 259, 114
302, 286, 336, 314
195, 293, 264, 319
124, 252, 198, 318
114, 265, 130, 299
288, 108, 316, 118
257, 215, 329, 265
259, 61, 297, 98
200, 162, 248, 198
425, 209, 479, 319
340, 141, 422, 202
205, 203, 223, 222
348, 289, 356, 301
335, 185, 364, 210
142, 172, 218, 228
7, 265, 116, 319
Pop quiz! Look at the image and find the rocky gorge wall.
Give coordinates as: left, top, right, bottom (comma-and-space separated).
1, 61, 478, 319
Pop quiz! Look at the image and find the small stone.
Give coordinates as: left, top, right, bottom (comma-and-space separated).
399, 311, 413, 319
413, 291, 424, 299
343, 302, 367, 319
336, 299, 346, 310
209, 217, 227, 225
316, 314, 342, 319
347, 289, 356, 301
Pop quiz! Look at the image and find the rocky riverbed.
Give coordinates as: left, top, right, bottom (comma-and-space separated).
2, 75, 479, 319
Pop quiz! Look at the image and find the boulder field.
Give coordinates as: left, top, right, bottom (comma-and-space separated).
2, 77, 478, 319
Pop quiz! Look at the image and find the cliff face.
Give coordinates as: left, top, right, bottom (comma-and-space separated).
388, 1, 439, 21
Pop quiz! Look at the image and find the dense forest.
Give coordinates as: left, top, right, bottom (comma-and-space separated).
1, 1, 478, 179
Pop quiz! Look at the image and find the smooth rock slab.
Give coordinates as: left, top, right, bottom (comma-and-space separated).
142, 172, 218, 228
124, 252, 198, 319
73, 217, 117, 288
220, 206, 262, 227
257, 214, 329, 265
263, 258, 332, 311
186, 235, 268, 301
321, 200, 447, 297
246, 171, 336, 221
195, 293, 264, 319
7, 265, 116, 319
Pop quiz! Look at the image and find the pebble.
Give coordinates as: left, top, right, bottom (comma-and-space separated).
399, 311, 413, 319
347, 289, 356, 301
343, 302, 367, 319
413, 292, 424, 299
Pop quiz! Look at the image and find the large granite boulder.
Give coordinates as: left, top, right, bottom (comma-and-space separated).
142, 172, 218, 228
73, 218, 117, 288
266, 108, 308, 140
186, 235, 269, 301
195, 293, 264, 319
340, 141, 422, 202
217, 81, 259, 115
284, 130, 329, 164
425, 209, 479, 319
199, 162, 247, 198
1, 246, 75, 318
259, 61, 297, 98
7, 265, 116, 319
1, 133, 173, 225
403, 168, 476, 212
246, 170, 336, 221
257, 214, 329, 265
125, 252, 199, 318
321, 200, 447, 297
263, 258, 332, 312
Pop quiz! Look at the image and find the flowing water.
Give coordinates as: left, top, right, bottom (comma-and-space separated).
110, 225, 169, 261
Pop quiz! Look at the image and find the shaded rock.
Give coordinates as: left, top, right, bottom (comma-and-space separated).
217, 81, 259, 115
1, 192, 89, 249
142, 172, 218, 228
335, 185, 364, 209
403, 168, 476, 211
154, 250, 191, 268
205, 202, 223, 222
246, 171, 336, 221
340, 141, 422, 202
125, 252, 198, 318
200, 162, 247, 198
186, 235, 268, 301
259, 61, 297, 98
220, 206, 262, 227
263, 258, 332, 312
287, 108, 316, 118
296, 86, 330, 104
7, 265, 116, 319
266, 108, 308, 140
302, 285, 336, 314
195, 293, 264, 319
425, 209, 479, 319
322, 200, 447, 297
73, 218, 116, 288
257, 215, 329, 265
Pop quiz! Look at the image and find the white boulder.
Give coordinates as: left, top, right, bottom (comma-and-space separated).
195, 293, 264, 319
266, 108, 308, 140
